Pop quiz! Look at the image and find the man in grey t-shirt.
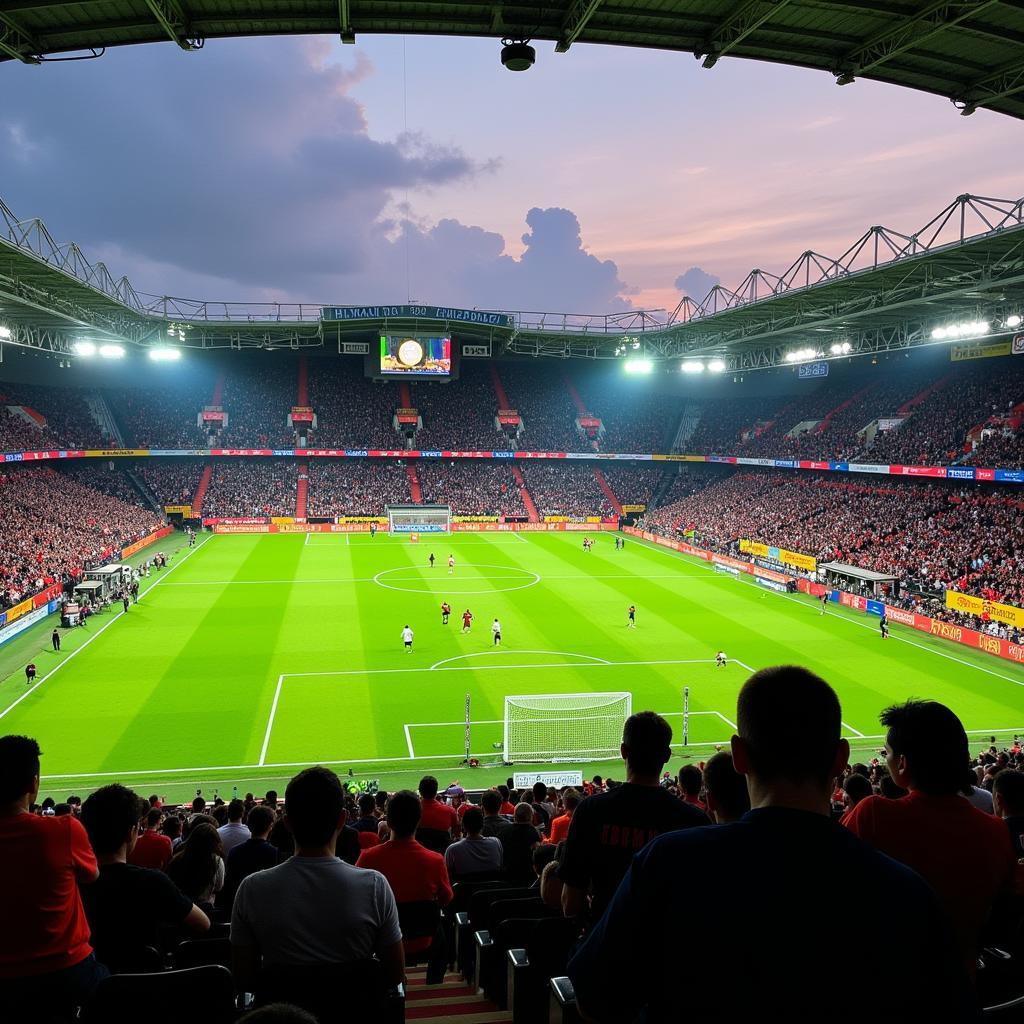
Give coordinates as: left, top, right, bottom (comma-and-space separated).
444, 808, 503, 880
231, 767, 404, 992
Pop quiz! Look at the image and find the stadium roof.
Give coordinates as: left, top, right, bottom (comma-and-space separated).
1, 0, 1024, 119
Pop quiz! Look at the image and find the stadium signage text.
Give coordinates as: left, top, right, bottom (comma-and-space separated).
945, 590, 1024, 628
322, 305, 514, 328
797, 361, 829, 379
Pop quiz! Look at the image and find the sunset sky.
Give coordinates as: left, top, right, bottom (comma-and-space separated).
1, 33, 1018, 315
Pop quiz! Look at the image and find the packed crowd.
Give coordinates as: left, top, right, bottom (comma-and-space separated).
644, 469, 1024, 605
964, 425, 1024, 469
217, 366, 297, 448
61, 464, 145, 506
416, 462, 526, 517
201, 462, 297, 519
4, 670, 1023, 1020
521, 463, 617, 518
411, 363, 511, 451
132, 461, 205, 508
107, 382, 212, 449
499, 363, 582, 451
305, 461, 410, 518
307, 363, 403, 449
0, 465, 164, 611
597, 464, 665, 507
573, 371, 679, 452
0, 384, 110, 451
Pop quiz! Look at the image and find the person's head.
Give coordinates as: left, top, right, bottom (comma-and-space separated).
284, 767, 346, 850
842, 772, 874, 810
82, 784, 147, 857
879, 774, 908, 800
53, 803, 70, 817
0, 735, 41, 806
161, 814, 182, 839
145, 806, 162, 829
621, 712, 673, 779
227, 798, 245, 823
880, 700, 968, 795
385, 790, 421, 839
211, 804, 229, 826
191, 795, 206, 814
992, 769, 1024, 818
532, 843, 557, 876
561, 789, 581, 814
375, 790, 389, 812
148, 794, 160, 807
678, 764, 703, 798
532, 781, 547, 801
246, 804, 275, 839
419, 775, 439, 800
703, 752, 751, 823
265, 790, 278, 808
498, 784, 510, 802
732, 666, 848, 804
481, 789, 502, 815
462, 807, 484, 836
357, 793, 376, 817
514, 802, 534, 824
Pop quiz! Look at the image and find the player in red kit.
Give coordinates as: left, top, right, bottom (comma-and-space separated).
441, 601, 451, 625
462, 609, 473, 634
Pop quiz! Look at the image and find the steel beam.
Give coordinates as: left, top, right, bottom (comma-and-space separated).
954, 56, 1024, 114
338, 0, 354, 43
0, 10, 39, 62
696, 0, 792, 69
141, 0, 202, 50
555, 0, 604, 52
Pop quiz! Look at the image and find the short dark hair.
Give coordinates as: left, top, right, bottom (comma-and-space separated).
532, 781, 547, 800
387, 790, 422, 838
191, 796, 206, 814
0, 735, 41, 804
481, 790, 502, 815
145, 807, 162, 828
621, 712, 673, 775
881, 700, 968, 795
462, 807, 484, 834
703, 752, 750, 820
358, 793, 376, 816
228, 798, 245, 821
246, 805, 275, 837
497, 785, 510, 800
736, 666, 842, 785
843, 773, 873, 806
993, 769, 1024, 816
285, 767, 345, 847
418, 776, 439, 799
677, 764, 703, 797
82, 784, 147, 856
265, 790, 278, 807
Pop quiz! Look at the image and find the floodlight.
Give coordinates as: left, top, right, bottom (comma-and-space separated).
681, 360, 704, 373
830, 341, 852, 355
707, 358, 726, 373
0, 325, 10, 340
931, 327, 947, 340
624, 358, 653, 374
1007, 314, 1022, 328
99, 343, 125, 359
149, 347, 181, 362
73, 340, 97, 356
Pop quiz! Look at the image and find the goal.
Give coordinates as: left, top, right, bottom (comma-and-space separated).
387, 504, 451, 534
502, 692, 632, 764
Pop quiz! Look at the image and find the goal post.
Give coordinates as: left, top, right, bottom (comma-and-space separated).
502, 692, 632, 764
387, 504, 451, 534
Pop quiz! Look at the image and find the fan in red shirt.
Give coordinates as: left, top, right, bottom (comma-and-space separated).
0, 735, 107, 1018
357, 790, 453, 980
128, 806, 173, 870
545, 789, 581, 845
843, 700, 1017, 976
417, 776, 461, 839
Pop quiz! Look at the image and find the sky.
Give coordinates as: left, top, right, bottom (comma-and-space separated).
1, 33, 1020, 316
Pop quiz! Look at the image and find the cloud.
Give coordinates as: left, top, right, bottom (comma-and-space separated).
673, 266, 721, 300
0, 39, 632, 312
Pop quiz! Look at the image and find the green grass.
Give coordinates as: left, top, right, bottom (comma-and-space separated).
2, 530, 1023, 802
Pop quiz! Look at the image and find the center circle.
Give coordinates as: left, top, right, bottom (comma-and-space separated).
373, 563, 541, 595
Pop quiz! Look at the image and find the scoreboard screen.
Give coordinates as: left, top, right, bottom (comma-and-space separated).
380, 336, 451, 377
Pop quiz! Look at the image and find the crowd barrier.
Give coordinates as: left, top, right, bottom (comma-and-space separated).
624, 527, 1024, 667
2, 446, 1022, 484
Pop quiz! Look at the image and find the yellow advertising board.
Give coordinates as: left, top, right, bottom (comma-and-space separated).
950, 341, 1012, 362
945, 590, 1024, 628
163, 505, 193, 515
621, 504, 646, 513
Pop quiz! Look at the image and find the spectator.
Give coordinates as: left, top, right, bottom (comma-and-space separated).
223, 805, 279, 911
444, 807, 503, 879
677, 764, 707, 812
161, 813, 183, 851
417, 775, 460, 843
351, 793, 380, 834
231, 767, 404, 993
480, 789, 511, 838
500, 803, 543, 882
559, 711, 709, 923
841, 772, 874, 813
992, 769, 1024, 856
356, 790, 452, 979
0, 735, 106, 1018
166, 822, 225, 912
702, 751, 750, 823
129, 805, 173, 870
79, 784, 209, 971
218, 798, 251, 856
567, 668, 976, 1022
843, 699, 1017, 974
546, 789, 580, 844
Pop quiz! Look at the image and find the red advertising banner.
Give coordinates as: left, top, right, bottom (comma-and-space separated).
291, 407, 315, 423
210, 449, 273, 456
201, 410, 226, 423
976, 468, 997, 481
32, 583, 63, 609
799, 461, 831, 471
514, 452, 569, 459
578, 417, 602, 429
889, 465, 947, 477
203, 517, 269, 526
121, 525, 174, 560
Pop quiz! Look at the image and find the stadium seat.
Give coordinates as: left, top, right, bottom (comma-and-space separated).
984, 994, 1024, 1019
548, 975, 581, 1024
397, 899, 446, 983
82, 965, 235, 1024
479, 899, 555, 1005
173, 937, 232, 970
459, 885, 532, 982
507, 919, 580, 1024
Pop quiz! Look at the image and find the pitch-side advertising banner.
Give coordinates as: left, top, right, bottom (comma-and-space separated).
945, 590, 1024, 628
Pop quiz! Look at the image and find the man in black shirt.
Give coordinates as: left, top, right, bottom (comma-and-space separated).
80, 784, 209, 972
222, 805, 279, 911
568, 667, 976, 1022
480, 789, 511, 838
350, 793, 380, 835
558, 710, 708, 924
500, 803, 542, 881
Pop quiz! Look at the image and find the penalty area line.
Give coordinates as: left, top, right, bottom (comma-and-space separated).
258, 675, 284, 766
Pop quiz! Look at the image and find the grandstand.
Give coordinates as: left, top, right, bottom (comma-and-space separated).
4, 15, 1024, 1024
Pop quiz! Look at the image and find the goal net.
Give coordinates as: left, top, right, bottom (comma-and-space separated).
387, 504, 451, 534
502, 692, 632, 764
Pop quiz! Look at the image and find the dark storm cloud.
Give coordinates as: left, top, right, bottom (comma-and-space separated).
673, 266, 721, 301
0, 38, 633, 311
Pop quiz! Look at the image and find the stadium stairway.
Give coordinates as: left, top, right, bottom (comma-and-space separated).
561, 372, 600, 452
489, 363, 512, 410
405, 966, 512, 1023
593, 468, 623, 516
511, 465, 540, 522
191, 463, 213, 517
814, 382, 874, 434
898, 371, 952, 416
297, 353, 309, 406
406, 463, 423, 503
296, 462, 308, 519
210, 370, 226, 407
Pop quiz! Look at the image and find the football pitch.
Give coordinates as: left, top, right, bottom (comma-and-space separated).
1, 530, 1023, 801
